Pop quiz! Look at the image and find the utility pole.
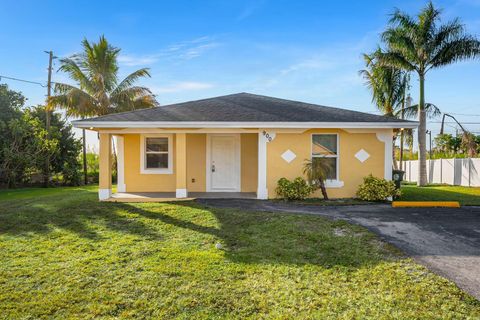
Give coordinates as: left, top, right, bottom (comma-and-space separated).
43, 51, 54, 187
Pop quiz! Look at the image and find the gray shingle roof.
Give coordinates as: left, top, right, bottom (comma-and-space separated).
77, 92, 415, 124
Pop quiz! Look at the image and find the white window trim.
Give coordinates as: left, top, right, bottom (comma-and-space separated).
140, 134, 173, 174
311, 133, 344, 188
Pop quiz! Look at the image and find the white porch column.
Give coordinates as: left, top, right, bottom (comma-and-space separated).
175, 133, 188, 198
115, 136, 126, 192
376, 130, 393, 180
257, 132, 268, 199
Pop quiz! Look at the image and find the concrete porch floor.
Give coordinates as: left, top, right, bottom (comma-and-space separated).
106, 192, 257, 202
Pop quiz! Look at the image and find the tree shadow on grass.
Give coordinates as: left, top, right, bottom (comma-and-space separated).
0, 191, 162, 240
0, 190, 396, 268
130, 201, 398, 269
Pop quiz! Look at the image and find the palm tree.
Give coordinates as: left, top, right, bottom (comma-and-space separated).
377, 2, 480, 186
49, 36, 158, 184
360, 49, 409, 170
303, 158, 332, 200
360, 49, 408, 117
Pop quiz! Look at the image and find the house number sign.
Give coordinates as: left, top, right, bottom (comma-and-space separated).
262, 130, 276, 142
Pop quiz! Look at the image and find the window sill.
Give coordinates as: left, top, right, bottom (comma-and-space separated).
140, 168, 173, 175
325, 180, 344, 188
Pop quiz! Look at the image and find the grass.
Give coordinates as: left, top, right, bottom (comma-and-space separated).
0, 186, 478, 318
400, 184, 480, 205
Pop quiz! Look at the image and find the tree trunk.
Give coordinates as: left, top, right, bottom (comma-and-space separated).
319, 181, 329, 200
82, 129, 88, 185
392, 135, 398, 170
417, 73, 428, 186
400, 130, 404, 171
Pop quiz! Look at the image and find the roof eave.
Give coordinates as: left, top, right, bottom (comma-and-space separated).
73, 120, 419, 129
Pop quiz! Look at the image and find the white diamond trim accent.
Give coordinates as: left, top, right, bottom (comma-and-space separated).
355, 149, 370, 163
281, 149, 297, 163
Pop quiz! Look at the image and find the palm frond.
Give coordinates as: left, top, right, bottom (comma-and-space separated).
397, 103, 441, 120
57, 58, 95, 93
388, 8, 417, 30
376, 51, 416, 72
303, 158, 332, 185
50, 82, 98, 117
429, 36, 480, 69
110, 86, 158, 113
111, 68, 152, 97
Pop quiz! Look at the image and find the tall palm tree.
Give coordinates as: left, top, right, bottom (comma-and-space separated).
360, 50, 442, 170
49, 36, 158, 184
377, 2, 480, 186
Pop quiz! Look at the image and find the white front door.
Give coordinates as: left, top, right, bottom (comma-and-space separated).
208, 134, 240, 191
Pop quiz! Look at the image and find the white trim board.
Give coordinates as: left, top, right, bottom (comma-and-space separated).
74, 121, 418, 129
115, 136, 126, 192
376, 131, 393, 180
206, 133, 241, 192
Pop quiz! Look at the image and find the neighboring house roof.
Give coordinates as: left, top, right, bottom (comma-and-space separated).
73, 92, 418, 128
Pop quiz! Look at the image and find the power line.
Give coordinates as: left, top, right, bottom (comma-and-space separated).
0, 74, 47, 87
449, 112, 480, 117
430, 121, 480, 124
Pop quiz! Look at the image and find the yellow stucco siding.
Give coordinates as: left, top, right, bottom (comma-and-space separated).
266, 129, 385, 198
119, 130, 385, 198
124, 134, 177, 192
241, 133, 258, 192
99, 133, 112, 190
186, 134, 206, 192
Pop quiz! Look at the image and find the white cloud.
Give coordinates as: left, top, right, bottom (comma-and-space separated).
280, 56, 337, 75
237, 0, 267, 21
152, 82, 214, 94
118, 54, 160, 66
180, 43, 220, 60
118, 36, 220, 66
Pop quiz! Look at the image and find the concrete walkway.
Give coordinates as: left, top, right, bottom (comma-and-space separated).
197, 199, 480, 300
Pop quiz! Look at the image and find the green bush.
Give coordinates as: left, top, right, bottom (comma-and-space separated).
356, 174, 400, 201
275, 177, 314, 200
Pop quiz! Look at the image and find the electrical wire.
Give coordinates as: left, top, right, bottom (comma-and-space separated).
0, 75, 47, 87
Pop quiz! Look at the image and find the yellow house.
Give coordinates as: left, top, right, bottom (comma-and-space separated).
73, 93, 417, 201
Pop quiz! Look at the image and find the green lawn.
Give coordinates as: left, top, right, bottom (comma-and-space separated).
400, 184, 480, 205
0, 187, 478, 318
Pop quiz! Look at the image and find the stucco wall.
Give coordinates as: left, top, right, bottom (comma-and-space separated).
187, 134, 206, 192
123, 133, 258, 193
241, 133, 258, 192
121, 130, 385, 198
266, 129, 385, 198
124, 134, 177, 192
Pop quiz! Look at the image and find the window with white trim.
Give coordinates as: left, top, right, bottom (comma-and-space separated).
141, 135, 172, 173
312, 134, 338, 180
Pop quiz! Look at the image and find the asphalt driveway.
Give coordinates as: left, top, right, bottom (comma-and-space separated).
197, 199, 480, 300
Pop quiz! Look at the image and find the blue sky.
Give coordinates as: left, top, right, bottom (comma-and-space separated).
1, 0, 480, 150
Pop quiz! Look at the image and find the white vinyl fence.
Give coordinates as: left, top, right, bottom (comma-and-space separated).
400, 158, 480, 187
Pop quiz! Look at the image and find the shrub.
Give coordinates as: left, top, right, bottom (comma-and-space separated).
356, 174, 400, 201
276, 177, 314, 200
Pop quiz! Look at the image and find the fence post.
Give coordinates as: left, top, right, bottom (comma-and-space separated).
409, 160, 411, 181
440, 158, 443, 184
469, 158, 471, 187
